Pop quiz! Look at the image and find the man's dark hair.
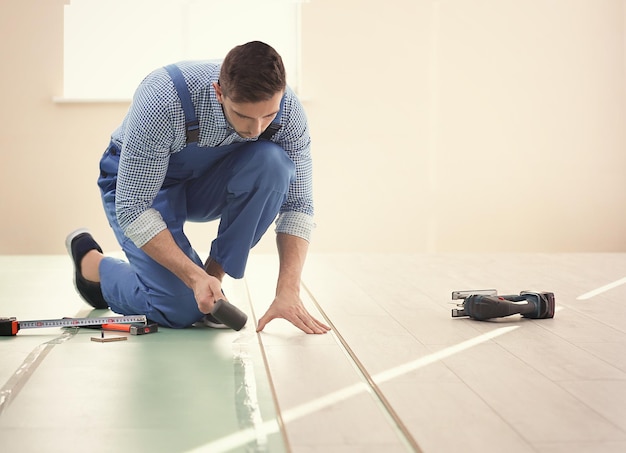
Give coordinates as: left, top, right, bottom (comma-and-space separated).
219, 41, 286, 103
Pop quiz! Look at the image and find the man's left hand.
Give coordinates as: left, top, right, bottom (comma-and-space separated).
256, 294, 331, 334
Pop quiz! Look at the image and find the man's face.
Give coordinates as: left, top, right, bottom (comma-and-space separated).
214, 82, 282, 139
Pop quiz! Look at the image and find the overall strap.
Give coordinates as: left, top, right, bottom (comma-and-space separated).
258, 93, 285, 141
164, 64, 200, 144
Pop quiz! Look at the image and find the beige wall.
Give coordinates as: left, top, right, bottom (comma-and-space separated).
1, 0, 625, 255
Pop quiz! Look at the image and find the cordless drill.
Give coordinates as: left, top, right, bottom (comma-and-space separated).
451, 289, 555, 321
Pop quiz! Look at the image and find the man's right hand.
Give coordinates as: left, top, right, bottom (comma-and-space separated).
141, 229, 225, 314
192, 273, 225, 314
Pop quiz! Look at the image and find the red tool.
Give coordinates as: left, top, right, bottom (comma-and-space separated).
99, 323, 158, 335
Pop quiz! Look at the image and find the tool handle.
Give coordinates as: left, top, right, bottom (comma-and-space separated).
0, 317, 19, 336
100, 323, 131, 332
212, 300, 248, 331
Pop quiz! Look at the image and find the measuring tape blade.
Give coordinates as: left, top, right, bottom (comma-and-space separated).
18, 315, 147, 330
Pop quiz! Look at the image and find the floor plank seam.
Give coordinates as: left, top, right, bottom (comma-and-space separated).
242, 276, 292, 453
0, 309, 86, 417
301, 281, 424, 453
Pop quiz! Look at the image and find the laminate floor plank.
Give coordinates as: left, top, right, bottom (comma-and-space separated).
299, 253, 626, 452
3, 253, 626, 452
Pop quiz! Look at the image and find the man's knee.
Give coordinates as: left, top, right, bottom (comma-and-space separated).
232, 142, 295, 192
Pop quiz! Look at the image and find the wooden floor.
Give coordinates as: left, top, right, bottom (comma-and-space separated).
1, 253, 626, 452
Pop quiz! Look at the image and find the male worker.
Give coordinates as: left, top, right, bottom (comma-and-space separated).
66, 41, 330, 335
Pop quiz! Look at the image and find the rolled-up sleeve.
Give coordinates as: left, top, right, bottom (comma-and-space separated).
274, 90, 315, 241
115, 78, 174, 248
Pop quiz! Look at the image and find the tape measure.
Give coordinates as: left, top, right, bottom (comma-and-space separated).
0, 315, 147, 336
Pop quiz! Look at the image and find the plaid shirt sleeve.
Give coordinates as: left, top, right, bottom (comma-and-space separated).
114, 72, 174, 247
273, 87, 315, 241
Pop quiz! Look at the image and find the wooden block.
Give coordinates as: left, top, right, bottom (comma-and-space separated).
90, 336, 127, 343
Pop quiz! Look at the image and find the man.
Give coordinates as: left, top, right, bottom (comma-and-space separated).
66, 41, 330, 334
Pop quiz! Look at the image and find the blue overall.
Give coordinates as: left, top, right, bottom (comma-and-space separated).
96, 65, 295, 328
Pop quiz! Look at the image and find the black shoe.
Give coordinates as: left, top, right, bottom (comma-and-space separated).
65, 228, 108, 309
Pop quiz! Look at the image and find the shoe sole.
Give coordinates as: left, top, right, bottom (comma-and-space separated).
203, 319, 230, 329
65, 227, 109, 309
65, 227, 90, 291
201, 313, 230, 329
65, 227, 91, 257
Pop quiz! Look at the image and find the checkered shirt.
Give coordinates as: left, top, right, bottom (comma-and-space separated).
110, 60, 314, 248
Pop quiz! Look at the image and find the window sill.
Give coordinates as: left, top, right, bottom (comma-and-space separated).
52, 97, 131, 104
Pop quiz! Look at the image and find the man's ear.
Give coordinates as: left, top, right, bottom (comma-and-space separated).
213, 81, 223, 103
